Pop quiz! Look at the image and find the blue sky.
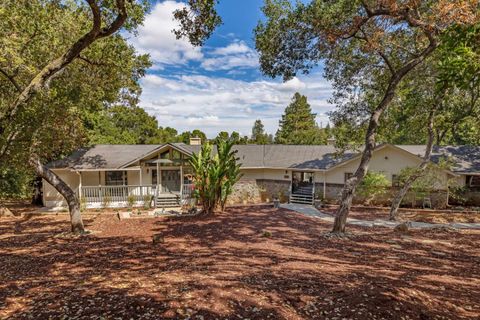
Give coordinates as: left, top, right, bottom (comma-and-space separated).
129, 0, 333, 138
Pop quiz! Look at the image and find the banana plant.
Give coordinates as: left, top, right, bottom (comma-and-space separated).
189, 139, 242, 215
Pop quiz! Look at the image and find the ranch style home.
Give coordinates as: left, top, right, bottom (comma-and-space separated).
43, 139, 480, 209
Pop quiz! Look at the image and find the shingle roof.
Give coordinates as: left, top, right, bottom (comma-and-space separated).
48, 145, 160, 169
49, 143, 480, 173
398, 145, 480, 173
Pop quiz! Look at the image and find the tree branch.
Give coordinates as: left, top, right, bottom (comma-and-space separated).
0, 68, 22, 92
0, 0, 129, 128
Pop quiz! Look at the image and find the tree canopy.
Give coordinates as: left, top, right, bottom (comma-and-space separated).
250, 119, 273, 144
275, 92, 326, 145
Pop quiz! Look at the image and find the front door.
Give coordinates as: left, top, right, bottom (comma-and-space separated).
161, 170, 181, 193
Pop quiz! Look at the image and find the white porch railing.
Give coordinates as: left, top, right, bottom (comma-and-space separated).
182, 183, 194, 200
81, 185, 157, 204
80, 184, 195, 207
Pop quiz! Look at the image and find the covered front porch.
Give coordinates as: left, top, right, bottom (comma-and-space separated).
77, 166, 194, 208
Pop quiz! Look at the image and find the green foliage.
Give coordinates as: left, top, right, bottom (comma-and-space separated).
0, 167, 32, 198
396, 165, 445, 206
143, 194, 153, 209
356, 171, 390, 205
178, 129, 207, 144
189, 140, 242, 214
86, 106, 159, 145
127, 194, 136, 208
275, 93, 327, 144
80, 197, 87, 212
102, 195, 112, 209
173, 0, 222, 46
0, 0, 151, 167
250, 119, 273, 144
213, 131, 248, 145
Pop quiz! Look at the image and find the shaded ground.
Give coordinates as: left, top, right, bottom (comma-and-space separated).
1, 205, 479, 319
322, 205, 480, 223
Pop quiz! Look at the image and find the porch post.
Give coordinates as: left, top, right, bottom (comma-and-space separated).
323, 171, 326, 200
312, 172, 315, 198
78, 171, 82, 199
157, 162, 160, 193
180, 165, 184, 200
139, 167, 143, 198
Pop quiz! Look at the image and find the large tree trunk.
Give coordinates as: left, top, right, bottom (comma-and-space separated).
389, 107, 437, 221
30, 156, 84, 233
331, 109, 384, 233
331, 39, 438, 234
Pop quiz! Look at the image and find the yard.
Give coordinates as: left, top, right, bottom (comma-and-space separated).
1, 205, 479, 319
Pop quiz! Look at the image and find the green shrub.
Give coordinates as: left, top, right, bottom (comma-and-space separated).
80, 197, 87, 212
102, 195, 111, 208
127, 194, 136, 208
356, 171, 390, 205
143, 194, 153, 209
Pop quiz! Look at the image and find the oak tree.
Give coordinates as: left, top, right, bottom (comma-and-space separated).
256, 0, 479, 233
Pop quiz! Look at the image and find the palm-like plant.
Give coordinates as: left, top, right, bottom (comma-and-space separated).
189, 139, 242, 215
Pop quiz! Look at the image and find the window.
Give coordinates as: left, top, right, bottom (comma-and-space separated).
344, 172, 353, 183
172, 149, 182, 166
172, 150, 181, 160
159, 150, 170, 159
392, 174, 400, 187
467, 175, 480, 187
105, 171, 127, 186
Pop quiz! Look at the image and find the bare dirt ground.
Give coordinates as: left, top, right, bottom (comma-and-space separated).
1, 205, 479, 319
322, 205, 480, 223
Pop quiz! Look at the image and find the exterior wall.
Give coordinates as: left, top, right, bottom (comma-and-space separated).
43, 170, 80, 208
82, 171, 100, 186
324, 146, 426, 185
239, 168, 291, 182
127, 171, 140, 185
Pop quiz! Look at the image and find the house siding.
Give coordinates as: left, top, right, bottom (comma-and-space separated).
43, 170, 79, 208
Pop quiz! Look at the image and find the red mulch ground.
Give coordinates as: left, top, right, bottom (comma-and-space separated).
0, 205, 479, 320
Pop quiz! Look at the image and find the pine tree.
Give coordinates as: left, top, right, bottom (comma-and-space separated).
251, 119, 271, 144
275, 93, 325, 144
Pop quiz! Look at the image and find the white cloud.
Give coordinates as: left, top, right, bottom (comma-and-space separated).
201, 40, 259, 71
212, 41, 251, 55
129, 1, 203, 66
140, 74, 333, 137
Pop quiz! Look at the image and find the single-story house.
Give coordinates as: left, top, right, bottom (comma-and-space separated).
43, 139, 480, 209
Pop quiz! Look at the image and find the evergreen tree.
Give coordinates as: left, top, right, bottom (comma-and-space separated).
275, 93, 325, 144
213, 131, 248, 145
250, 119, 271, 144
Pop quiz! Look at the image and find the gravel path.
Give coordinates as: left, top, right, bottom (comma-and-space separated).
281, 203, 480, 230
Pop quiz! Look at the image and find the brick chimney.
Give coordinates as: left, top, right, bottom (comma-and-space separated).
189, 137, 202, 145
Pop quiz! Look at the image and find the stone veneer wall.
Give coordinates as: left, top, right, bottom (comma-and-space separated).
227, 180, 263, 205
257, 179, 291, 203
315, 183, 449, 209
227, 179, 291, 205
228, 179, 454, 209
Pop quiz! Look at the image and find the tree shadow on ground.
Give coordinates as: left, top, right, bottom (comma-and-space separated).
0, 206, 479, 319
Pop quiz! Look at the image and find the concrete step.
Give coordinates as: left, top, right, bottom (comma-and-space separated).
290, 194, 313, 200
290, 198, 314, 205
156, 196, 180, 208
